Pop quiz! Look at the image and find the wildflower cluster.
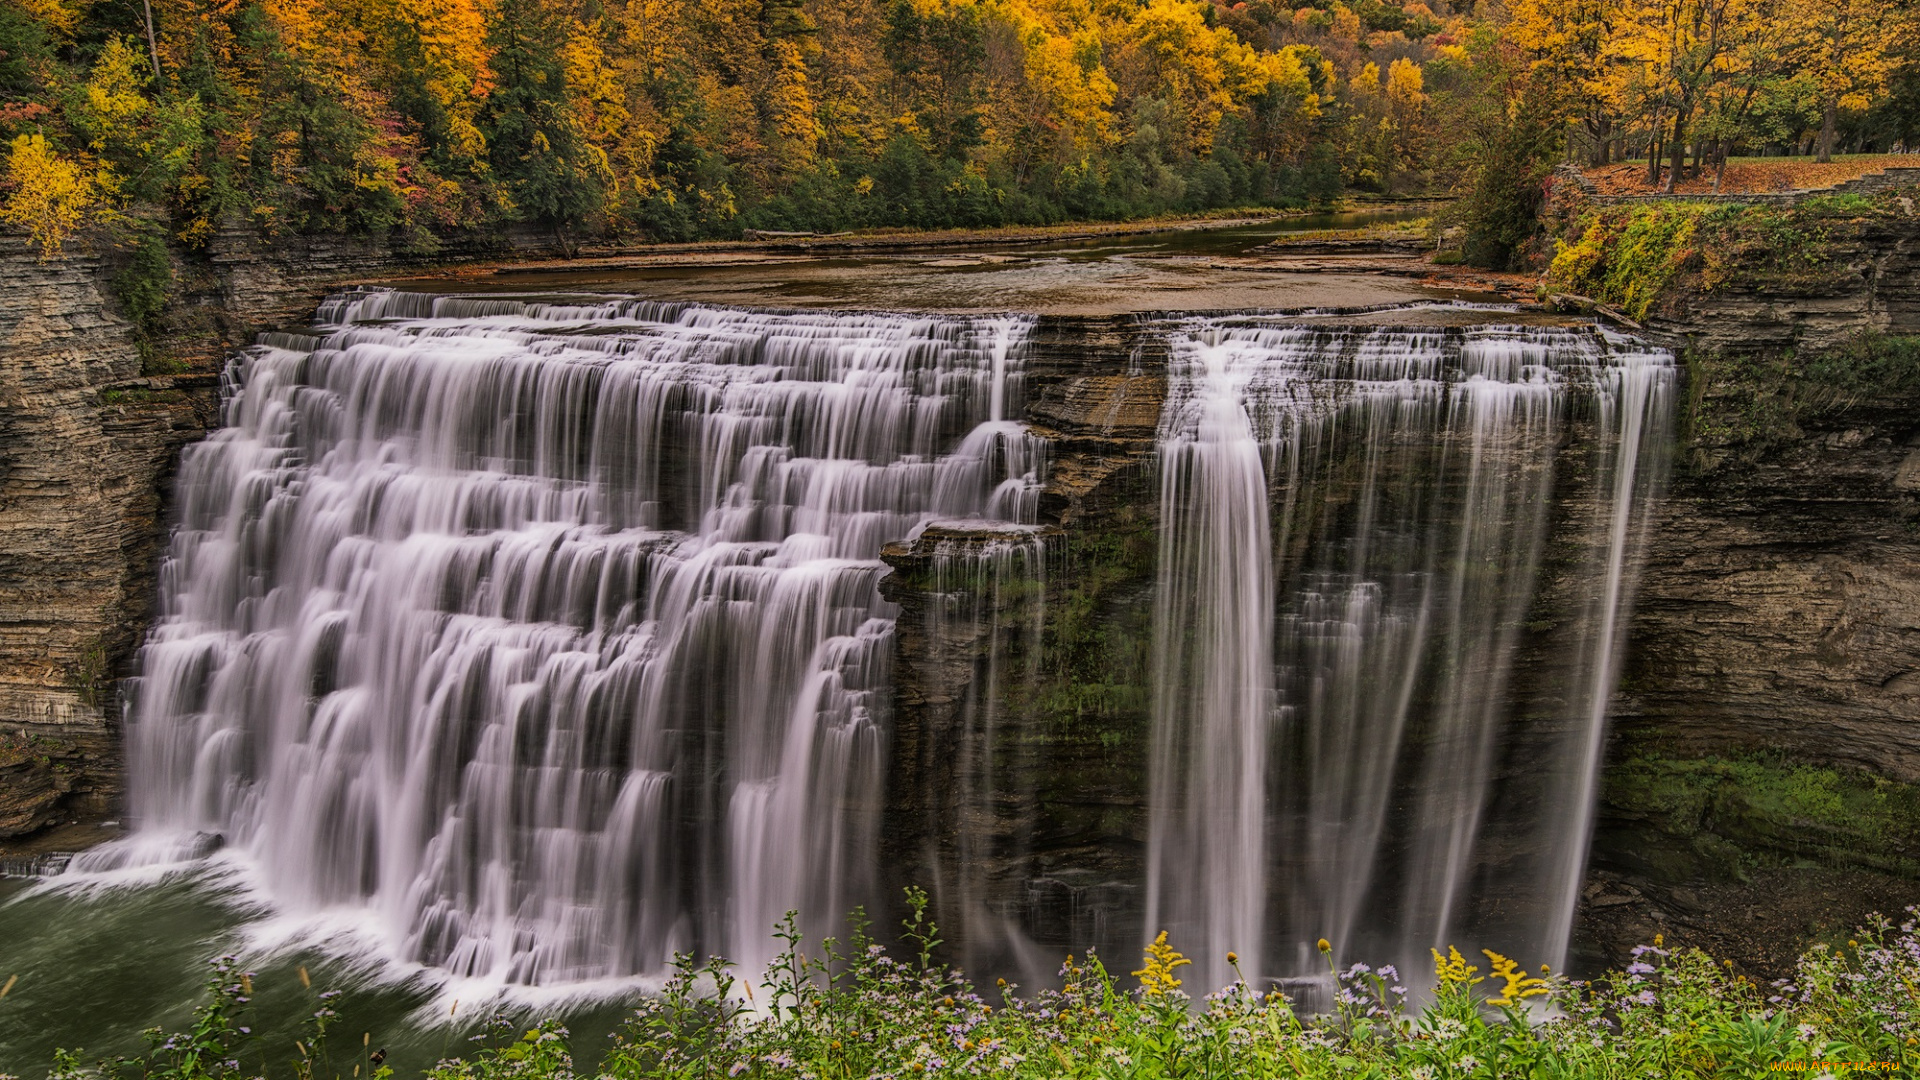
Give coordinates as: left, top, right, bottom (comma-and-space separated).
434, 901, 1920, 1080
38, 904, 1920, 1079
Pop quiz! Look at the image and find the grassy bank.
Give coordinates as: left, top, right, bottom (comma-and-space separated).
25, 890, 1920, 1080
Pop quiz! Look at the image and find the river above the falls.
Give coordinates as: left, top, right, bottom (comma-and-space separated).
380, 208, 1516, 316
0, 215, 1670, 1071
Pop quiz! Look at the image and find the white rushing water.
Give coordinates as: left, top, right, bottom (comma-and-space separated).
90, 290, 1042, 991
1145, 319, 1673, 992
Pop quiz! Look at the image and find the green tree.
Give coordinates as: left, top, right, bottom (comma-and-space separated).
482, 0, 612, 236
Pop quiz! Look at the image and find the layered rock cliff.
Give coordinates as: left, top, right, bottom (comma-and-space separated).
1578, 195, 1920, 975
0, 227, 555, 846
0, 237, 216, 841
879, 317, 1165, 973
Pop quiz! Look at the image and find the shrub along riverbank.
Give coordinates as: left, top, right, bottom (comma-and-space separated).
23, 889, 1920, 1080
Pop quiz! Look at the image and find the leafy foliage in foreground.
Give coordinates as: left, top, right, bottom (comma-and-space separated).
27, 887, 1920, 1080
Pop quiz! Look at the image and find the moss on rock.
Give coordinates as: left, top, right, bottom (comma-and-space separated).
1602, 750, 1920, 881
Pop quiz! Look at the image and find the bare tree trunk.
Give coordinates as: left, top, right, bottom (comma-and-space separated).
143, 0, 161, 79
1647, 128, 1664, 186
1665, 114, 1687, 193
1817, 98, 1837, 163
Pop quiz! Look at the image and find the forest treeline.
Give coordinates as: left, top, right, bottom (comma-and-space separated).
0, 0, 1916, 266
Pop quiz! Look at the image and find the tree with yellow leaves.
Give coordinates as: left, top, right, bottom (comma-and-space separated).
1, 134, 104, 257
1112, 0, 1309, 153
1782, 0, 1906, 162
1505, 0, 1629, 164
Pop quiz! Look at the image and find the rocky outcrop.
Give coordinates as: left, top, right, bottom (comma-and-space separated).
0, 225, 566, 845
0, 237, 218, 838
1644, 204, 1920, 354
879, 315, 1164, 975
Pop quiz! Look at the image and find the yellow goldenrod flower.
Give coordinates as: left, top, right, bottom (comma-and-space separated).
1133, 931, 1192, 997
1483, 950, 1550, 1005
1431, 946, 1482, 987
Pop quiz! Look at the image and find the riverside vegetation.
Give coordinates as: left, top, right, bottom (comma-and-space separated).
15, 890, 1920, 1080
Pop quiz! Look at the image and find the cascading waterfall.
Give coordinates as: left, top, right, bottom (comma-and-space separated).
95, 290, 1043, 989
1145, 318, 1673, 993
1144, 335, 1276, 991
92, 286, 1676, 1005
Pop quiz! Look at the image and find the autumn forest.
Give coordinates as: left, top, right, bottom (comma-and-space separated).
2, 0, 1918, 267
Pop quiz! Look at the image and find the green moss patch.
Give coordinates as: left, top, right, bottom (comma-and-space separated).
1547, 192, 1910, 319
1605, 751, 1920, 879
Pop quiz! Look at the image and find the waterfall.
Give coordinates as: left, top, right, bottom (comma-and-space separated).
97, 291, 1042, 989
1145, 319, 1673, 991
1144, 334, 1277, 993
97, 288, 1672, 1001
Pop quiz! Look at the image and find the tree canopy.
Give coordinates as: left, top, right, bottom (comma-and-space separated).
0, 0, 1913, 254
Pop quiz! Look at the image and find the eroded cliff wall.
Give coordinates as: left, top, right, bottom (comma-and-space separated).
0, 227, 553, 846
1580, 199, 1920, 975
879, 317, 1165, 972
0, 237, 215, 841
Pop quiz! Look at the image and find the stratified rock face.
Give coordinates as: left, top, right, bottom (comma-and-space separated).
1577, 202, 1920, 976
0, 238, 217, 837
1645, 211, 1920, 354
1622, 423, 1920, 779
880, 316, 1163, 979
0, 227, 532, 842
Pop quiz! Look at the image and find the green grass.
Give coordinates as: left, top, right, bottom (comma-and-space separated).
1547, 192, 1916, 323
1608, 751, 1920, 876
1678, 333, 1920, 469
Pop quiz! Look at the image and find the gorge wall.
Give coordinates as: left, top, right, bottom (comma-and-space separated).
0, 227, 556, 847
880, 317, 1165, 978
1579, 200, 1920, 974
